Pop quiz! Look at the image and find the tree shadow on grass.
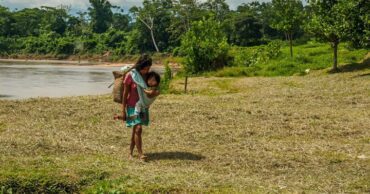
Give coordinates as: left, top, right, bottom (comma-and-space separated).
329, 55, 370, 74
145, 151, 205, 162
341, 58, 370, 72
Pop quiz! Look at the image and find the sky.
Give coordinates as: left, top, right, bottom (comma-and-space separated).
0, 0, 271, 13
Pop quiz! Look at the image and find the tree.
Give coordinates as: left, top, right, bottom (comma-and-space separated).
236, 2, 283, 41
270, 0, 304, 58
88, 0, 113, 33
40, 6, 69, 35
12, 8, 44, 36
169, 0, 206, 47
224, 11, 263, 46
346, 0, 370, 48
307, 0, 359, 71
130, 0, 173, 52
0, 6, 14, 36
180, 17, 229, 74
112, 12, 130, 31
201, 0, 230, 21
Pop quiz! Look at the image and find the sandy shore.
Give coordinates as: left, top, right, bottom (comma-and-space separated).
0, 58, 181, 69
0, 59, 126, 67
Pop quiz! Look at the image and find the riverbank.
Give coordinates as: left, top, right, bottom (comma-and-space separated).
0, 58, 181, 70
0, 68, 369, 193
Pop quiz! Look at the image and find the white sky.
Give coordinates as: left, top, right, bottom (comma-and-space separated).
0, 0, 271, 13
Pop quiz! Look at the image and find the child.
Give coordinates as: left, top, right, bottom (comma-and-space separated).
114, 71, 160, 120
135, 71, 160, 117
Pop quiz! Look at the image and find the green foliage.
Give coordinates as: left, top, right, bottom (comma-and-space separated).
270, 0, 304, 33
56, 37, 75, 54
180, 17, 230, 74
88, 0, 113, 33
345, 0, 370, 48
265, 40, 283, 58
0, 6, 13, 36
306, 0, 364, 70
224, 12, 263, 46
229, 40, 282, 67
12, 8, 44, 36
40, 6, 69, 35
159, 62, 172, 94
209, 41, 367, 77
0, 0, 367, 71
201, 0, 230, 21
306, 0, 352, 43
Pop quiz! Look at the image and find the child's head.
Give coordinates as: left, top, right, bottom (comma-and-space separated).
146, 71, 160, 87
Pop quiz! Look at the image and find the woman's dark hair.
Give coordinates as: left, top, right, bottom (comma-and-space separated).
135, 54, 152, 71
146, 71, 161, 86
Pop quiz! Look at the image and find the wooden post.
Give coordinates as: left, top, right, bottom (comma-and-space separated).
184, 76, 188, 94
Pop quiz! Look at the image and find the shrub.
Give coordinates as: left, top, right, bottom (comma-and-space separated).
56, 38, 75, 55
159, 62, 172, 93
179, 17, 230, 74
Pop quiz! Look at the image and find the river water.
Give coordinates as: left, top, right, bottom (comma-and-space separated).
0, 62, 162, 100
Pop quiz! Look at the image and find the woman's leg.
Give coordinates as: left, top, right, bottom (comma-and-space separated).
129, 127, 135, 159
134, 124, 145, 158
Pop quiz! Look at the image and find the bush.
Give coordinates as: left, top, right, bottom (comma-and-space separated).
266, 40, 282, 59
229, 40, 282, 68
179, 17, 230, 74
0, 37, 10, 54
159, 62, 172, 93
56, 38, 75, 54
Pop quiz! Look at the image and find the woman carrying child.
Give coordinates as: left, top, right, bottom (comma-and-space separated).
122, 54, 160, 161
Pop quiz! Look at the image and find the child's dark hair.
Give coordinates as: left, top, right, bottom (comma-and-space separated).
146, 71, 161, 86
135, 54, 152, 71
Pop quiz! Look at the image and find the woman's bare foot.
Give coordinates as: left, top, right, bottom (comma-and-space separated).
138, 154, 147, 162
128, 154, 134, 160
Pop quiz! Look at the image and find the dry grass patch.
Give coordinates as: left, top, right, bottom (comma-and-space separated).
0, 69, 369, 193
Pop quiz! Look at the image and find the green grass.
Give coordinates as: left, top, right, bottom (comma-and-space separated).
209, 41, 369, 77
1, 68, 369, 193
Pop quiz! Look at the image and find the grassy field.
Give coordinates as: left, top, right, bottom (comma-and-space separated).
1, 67, 369, 193
209, 42, 369, 77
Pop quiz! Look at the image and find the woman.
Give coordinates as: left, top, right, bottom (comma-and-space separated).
122, 55, 159, 161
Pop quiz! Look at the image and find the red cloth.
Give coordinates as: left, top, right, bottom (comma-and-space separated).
123, 73, 139, 107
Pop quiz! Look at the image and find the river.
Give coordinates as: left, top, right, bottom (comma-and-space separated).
0, 62, 163, 99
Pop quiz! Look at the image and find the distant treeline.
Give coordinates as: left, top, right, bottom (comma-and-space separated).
0, 0, 368, 70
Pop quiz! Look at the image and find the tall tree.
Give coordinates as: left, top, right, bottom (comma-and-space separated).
307, 0, 359, 71
40, 6, 69, 35
88, 0, 113, 33
237, 2, 282, 41
112, 12, 130, 31
169, 0, 206, 47
180, 17, 229, 73
224, 11, 263, 46
270, 0, 304, 58
130, 0, 173, 52
346, 0, 369, 48
0, 6, 14, 36
201, 0, 230, 21
12, 8, 44, 36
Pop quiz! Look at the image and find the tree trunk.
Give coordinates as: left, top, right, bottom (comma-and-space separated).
150, 29, 160, 52
289, 32, 293, 58
137, 16, 160, 52
184, 76, 188, 93
332, 41, 339, 71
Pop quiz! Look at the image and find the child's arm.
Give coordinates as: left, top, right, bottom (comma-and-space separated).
145, 89, 160, 98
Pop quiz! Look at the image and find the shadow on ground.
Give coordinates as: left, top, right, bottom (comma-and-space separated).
327, 52, 370, 74
145, 151, 205, 162
332, 53, 370, 74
